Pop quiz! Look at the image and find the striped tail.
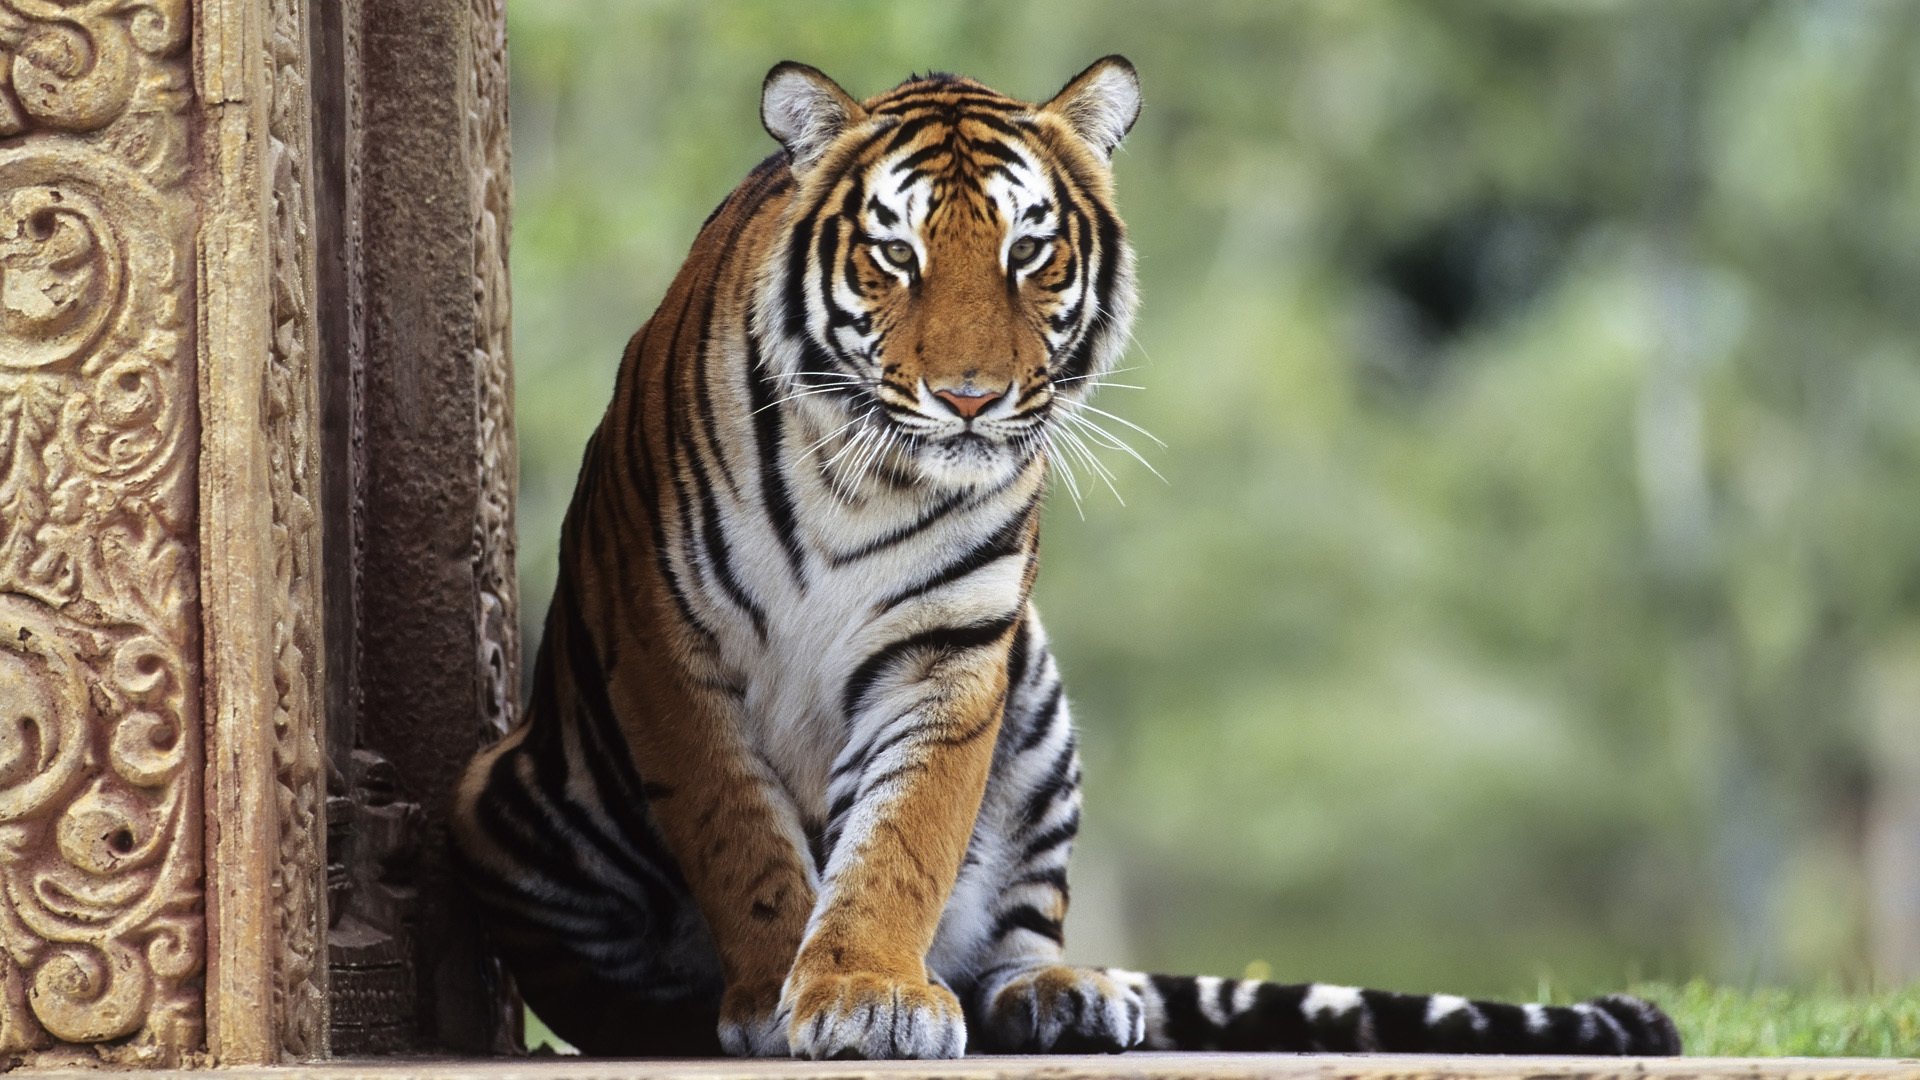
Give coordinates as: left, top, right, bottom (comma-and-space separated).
1119, 973, 1681, 1055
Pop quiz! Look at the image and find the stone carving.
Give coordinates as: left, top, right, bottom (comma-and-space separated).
467, 0, 520, 1047
326, 748, 420, 1055
265, 0, 331, 1058
469, 0, 517, 743
0, 0, 202, 1064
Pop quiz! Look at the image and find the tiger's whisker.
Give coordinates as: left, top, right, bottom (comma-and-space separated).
1057, 398, 1166, 447
1057, 409, 1166, 484
822, 422, 876, 472
1050, 364, 1140, 386
799, 412, 870, 460
1042, 431, 1087, 518
756, 384, 868, 416
1055, 423, 1125, 506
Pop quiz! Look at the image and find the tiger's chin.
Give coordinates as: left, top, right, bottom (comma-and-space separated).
910, 432, 1032, 490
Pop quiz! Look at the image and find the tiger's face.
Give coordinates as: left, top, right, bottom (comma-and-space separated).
756, 60, 1141, 490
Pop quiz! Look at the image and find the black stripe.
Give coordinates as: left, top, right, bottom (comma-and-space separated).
825, 785, 857, 829
891, 142, 947, 174
969, 138, 1024, 167
1014, 680, 1064, 754
1361, 989, 1437, 1052
690, 445, 768, 640
1003, 617, 1033, 693
824, 488, 970, 566
876, 500, 1034, 611
1016, 732, 1077, 834
1303, 987, 1368, 1051
832, 720, 920, 784
1474, 1001, 1531, 1052
744, 329, 807, 581
687, 168, 778, 499
878, 113, 941, 155
960, 110, 1028, 139
817, 218, 868, 332
1582, 1002, 1627, 1053
990, 904, 1063, 945
544, 586, 692, 898
1219, 981, 1312, 1051
1151, 975, 1211, 1050
1428, 998, 1495, 1052
1009, 865, 1068, 892
552, 576, 622, 745
874, 90, 1023, 116
1593, 995, 1679, 1054
858, 761, 922, 801
626, 421, 718, 641
1018, 806, 1079, 863
1543, 1002, 1586, 1050
782, 214, 816, 340
473, 755, 674, 920
841, 611, 1019, 718
1057, 193, 1124, 384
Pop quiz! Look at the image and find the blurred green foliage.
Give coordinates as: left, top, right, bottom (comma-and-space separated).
506, 1, 1920, 1002
1638, 980, 1920, 1057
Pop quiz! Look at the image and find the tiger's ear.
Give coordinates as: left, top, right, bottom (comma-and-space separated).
762, 62, 866, 173
1042, 55, 1141, 158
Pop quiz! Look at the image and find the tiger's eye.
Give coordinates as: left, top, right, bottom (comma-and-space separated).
882, 240, 916, 268
1009, 237, 1040, 264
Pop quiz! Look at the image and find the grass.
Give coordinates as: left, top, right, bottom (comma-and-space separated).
524, 1010, 576, 1055
1630, 980, 1920, 1057
525, 981, 1920, 1058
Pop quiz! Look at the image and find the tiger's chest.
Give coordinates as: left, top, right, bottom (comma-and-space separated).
690, 476, 1032, 824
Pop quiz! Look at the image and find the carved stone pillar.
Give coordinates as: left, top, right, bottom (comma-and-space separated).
316, 0, 518, 1055
0, 0, 210, 1065
0, 0, 513, 1065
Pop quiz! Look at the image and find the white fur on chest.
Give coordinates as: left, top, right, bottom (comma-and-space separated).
708, 468, 1030, 825
677, 337, 1037, 823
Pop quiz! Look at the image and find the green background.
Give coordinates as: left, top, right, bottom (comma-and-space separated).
505, 0, 1920, 1002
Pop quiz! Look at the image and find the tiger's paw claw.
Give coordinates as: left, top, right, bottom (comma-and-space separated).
976, 965, 1144, 1054
783, 971, 966, 1059
718, 980, 790, 1057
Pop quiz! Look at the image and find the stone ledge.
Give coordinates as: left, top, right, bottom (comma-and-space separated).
15, 1055, 1918, 1080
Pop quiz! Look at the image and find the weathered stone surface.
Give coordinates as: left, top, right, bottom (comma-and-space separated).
2, 0, 513, 1063
198, 0, 331, 1061
0, 0, 204, 1064
328, 0, 517, 1054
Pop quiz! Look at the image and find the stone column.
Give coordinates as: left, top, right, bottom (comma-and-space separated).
0, 0, 214, 1065
317, 0, 519, 1055
0, 0, 513, 1065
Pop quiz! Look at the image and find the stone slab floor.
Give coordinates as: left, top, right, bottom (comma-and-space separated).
19, 1055, 1920, 1080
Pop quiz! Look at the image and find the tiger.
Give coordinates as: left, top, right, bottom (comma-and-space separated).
449, 57, 1681, 1060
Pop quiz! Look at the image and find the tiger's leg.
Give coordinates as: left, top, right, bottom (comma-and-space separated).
779, 621, 1017, 1060
935, 613, 1146, 1054
452, 714, 728, 1053
452, 585, 737, 1054
604, 654, 820, 1057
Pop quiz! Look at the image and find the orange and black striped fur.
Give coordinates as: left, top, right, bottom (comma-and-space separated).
450, 59, 1680, 1059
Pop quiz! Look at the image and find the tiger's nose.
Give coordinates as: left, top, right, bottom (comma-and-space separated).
934, 385, 1004, 420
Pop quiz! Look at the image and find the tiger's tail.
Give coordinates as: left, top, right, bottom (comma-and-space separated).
1110, 972, 1681, 1055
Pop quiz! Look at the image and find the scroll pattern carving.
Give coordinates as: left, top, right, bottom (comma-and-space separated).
467, 0, 519, 1045
469, 0, 516, 741
265, 0, 329, 1057
0, 0, 202, 1064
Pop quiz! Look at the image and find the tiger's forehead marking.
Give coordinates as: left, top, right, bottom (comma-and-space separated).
856, 107, 1052, 245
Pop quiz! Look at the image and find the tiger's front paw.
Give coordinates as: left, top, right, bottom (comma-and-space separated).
719, 980, 790, 1057
975, 965, 1144, 1053
783, 971, 966, 1059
